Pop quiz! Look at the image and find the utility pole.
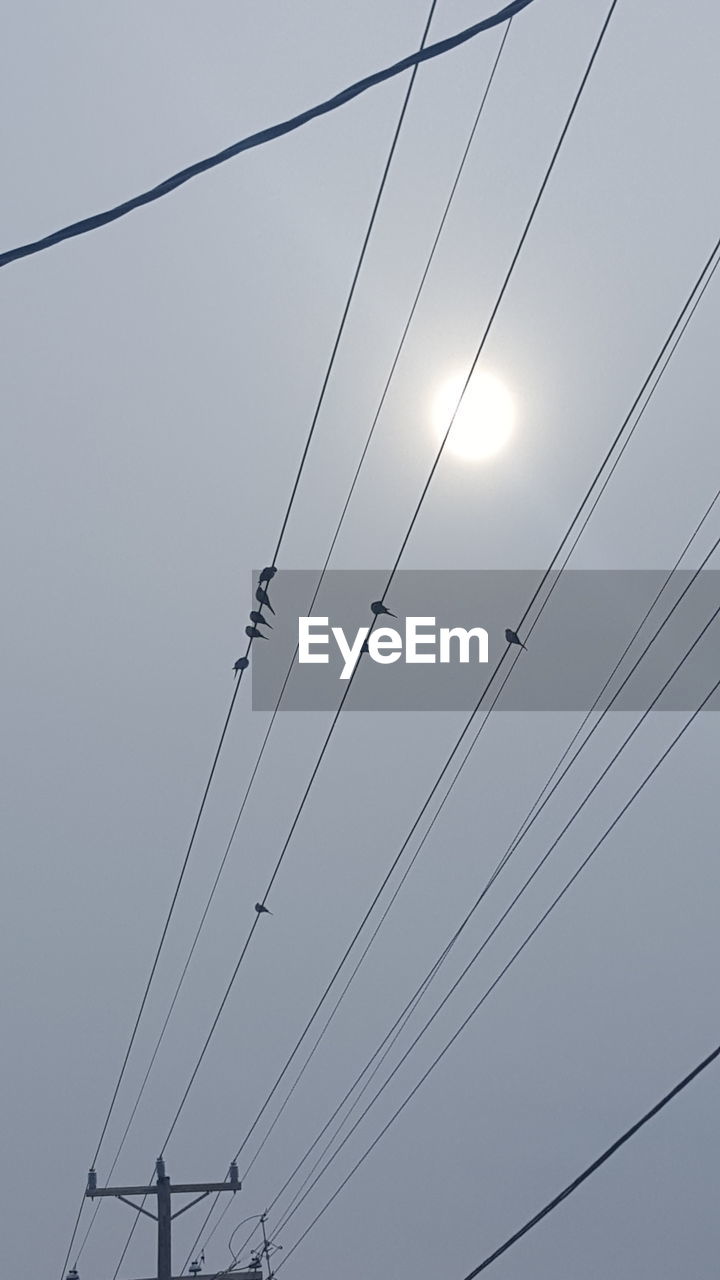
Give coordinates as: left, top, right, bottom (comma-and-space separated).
84, 1156, 242, 1280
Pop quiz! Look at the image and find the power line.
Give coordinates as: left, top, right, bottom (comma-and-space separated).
71, 4, 443, 1274
153, 0, 620, 1175
251, 498, 720, 1229
93, 28, 516, 1276
459, 1039, 720, 1277
58, 659, 251, 1280
272, 593, 720, 1237
275, 655, 720, 1269
269, 0, 441, 563
228, 257, 720, 1207
0, 0, 539, 270
195, 227, 720, 1258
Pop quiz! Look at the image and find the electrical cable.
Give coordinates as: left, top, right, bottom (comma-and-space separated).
271, 591, 720, 1237
254, 498, 720, 1230
155, 0, 620, 1178
459, 1040, 720, 1276
194, 220, 720, 1259
0, 0, 540, 270
61, 3, 442, 1271
86, 30, 515, 1276
275, 654, 720, 1269
230, 263, 720, 1206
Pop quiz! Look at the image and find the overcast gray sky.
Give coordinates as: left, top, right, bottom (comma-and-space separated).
2, 2, 720, 1278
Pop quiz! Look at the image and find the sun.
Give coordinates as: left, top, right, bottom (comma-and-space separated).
432, 369, 515, 461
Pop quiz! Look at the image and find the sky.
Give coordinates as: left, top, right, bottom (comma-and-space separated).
2, 1, 720, 1278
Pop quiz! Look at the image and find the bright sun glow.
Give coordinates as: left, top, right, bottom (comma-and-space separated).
432, 370, 515, 461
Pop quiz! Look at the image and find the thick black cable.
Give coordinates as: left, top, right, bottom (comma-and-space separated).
276, 658, 720, 1267
158, 0, 619, 1176
0, 1, 539, 270
460, 1040, 720, 1276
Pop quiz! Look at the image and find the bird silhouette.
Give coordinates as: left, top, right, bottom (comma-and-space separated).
258, 566, 277, 587
254, 902, 272, 915
371, 600, 396, 618
505, 628, 527, 650
256, 586, 276, 614
246, 625, 267, 640
249, 609, 272, 628
233, 656, 250, 676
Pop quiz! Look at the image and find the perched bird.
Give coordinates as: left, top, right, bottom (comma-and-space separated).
505, 627, 527, 650
360, 640, 369, 654
371, 600, 396, 618
233, 656, 250, 676
249, 609, 272, 629
259, 566, 277, 587
256, 586, 276, 615
246, 625, 267, 640
254, 902, 272, 915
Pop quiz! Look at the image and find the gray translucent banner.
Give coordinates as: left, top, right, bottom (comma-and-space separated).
248, 570, 720, 712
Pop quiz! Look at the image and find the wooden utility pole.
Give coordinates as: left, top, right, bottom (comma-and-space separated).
84, 1156, 243, 1280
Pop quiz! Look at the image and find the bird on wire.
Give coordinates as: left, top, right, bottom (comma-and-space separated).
246, 625, 267, 641
250, 610, 272, 629
256, 587, 276, 614
255, 902, 272, 915
258, 566, 277, 588
505, 627, 527, 650
371, 600, 396, 618
233, 657, 250, 676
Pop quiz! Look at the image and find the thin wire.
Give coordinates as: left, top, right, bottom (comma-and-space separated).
270, 0, 440, 561
197, 179, 720, 1265
70, 5, 441, 1273
273, 595, 720, 1235
276, 660, 720, 1267
160, 0, 620, 1176
83, 31, 511, 1277
58, 656, 251, 1280
384, 0, 620, 590
460, 1040, 720, 1276
261, 507, 720, 1226
203, 225, 720, 1258
0, 0, 539, 270
232, 258, 720, 1201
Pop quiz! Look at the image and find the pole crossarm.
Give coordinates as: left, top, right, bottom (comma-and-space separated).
86, 1181, 239, 1198
169, 1183, 240, 1195
87, 1185, 158, 1198
82, 1158, 242, 1280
